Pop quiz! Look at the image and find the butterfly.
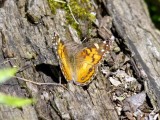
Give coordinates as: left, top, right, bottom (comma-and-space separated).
53, 33, 111, 86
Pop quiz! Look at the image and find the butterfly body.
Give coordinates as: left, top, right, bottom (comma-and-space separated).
54, 34, 110, 86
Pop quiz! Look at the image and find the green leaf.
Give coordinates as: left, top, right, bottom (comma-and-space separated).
0, 93, 35, 107
0, 68, 17, 84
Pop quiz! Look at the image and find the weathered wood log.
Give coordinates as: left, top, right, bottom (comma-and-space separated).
0, 0, 118, 120
102, 0, 160, 109
0, 0, 159, 120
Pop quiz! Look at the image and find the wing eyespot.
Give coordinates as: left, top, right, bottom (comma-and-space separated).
89, 68, 93, 72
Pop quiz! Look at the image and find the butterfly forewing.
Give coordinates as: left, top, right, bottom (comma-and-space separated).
55, 35, 73, 81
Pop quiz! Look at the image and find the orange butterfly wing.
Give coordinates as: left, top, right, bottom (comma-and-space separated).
54, 33, 110, 86
55, 35, 73, 81
74, 41, 110, 85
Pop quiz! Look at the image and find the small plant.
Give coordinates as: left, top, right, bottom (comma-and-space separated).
48, 0, 96, 36
0, 68, 34, 107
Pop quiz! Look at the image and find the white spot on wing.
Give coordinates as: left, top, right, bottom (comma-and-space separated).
103, 41, 106, 44
94, 43, 99, 49
110, 35, 115, 40
101, 49, 105, 52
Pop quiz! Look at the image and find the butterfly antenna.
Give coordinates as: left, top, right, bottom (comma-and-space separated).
81, 37, 87, 43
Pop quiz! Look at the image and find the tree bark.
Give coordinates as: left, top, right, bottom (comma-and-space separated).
102, 0, 160, 109
0, 0, 159, 120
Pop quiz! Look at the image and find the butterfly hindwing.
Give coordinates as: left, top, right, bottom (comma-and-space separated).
74, 41, 110, 85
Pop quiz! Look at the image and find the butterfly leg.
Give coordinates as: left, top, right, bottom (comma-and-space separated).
58, 71, 62, 84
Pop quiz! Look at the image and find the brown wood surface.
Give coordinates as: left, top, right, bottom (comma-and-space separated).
0, 0, 159, 120
0, 0, 118, 120
102, 0, 160, 109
